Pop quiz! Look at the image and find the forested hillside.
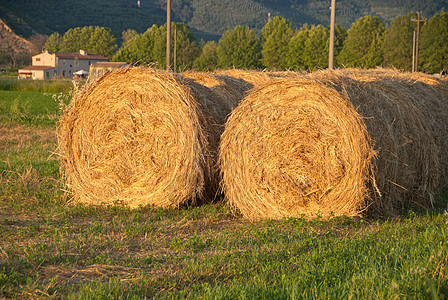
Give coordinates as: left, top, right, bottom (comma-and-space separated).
1, 0, 447, 42
0, 0, 163, 40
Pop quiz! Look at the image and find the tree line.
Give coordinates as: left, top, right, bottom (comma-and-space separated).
44, 12, 448, 74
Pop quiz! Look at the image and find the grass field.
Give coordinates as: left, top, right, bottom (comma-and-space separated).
0, 78, 78, 93
0, 89, 447, 299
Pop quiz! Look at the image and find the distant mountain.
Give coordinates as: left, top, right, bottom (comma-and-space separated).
1, 0, 447, 42
0, 19, 36, 53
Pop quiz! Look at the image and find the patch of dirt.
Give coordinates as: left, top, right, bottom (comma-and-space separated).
0, 125, 56, 146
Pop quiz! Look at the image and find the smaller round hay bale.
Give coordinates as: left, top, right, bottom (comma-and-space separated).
182, 71, 248, 115
216, 69, 273, 88
219, 78, 375, 219
58, 67, 243, 208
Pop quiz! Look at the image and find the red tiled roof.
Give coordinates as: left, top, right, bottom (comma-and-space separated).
91, 62, 128, 68
19, 65, 55, 72
53, 52, 109, 60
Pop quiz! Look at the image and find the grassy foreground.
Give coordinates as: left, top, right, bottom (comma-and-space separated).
0, 90, 447, 299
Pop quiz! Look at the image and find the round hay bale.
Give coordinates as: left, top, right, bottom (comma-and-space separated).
182, 71, 248, 113
216, 69, 273, 88
219, 78, 375, 219
58, 67, 245, 208
310, 69, 442, 214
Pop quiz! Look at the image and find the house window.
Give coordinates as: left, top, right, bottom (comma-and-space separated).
46, 72, 50, 79
70, 64, 72, 67
36, 58, 41, 62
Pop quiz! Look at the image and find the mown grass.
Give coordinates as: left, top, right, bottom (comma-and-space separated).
0, 89, 447, 299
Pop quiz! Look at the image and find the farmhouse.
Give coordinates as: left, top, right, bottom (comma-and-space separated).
18, 49, 109, 80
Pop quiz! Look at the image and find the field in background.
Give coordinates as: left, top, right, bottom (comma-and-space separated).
0, 88, 447, 298
0, 77, 80, 93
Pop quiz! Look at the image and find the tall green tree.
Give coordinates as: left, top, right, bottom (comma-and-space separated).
337, 16, 385, 68
89, 27, 117, 58
420, 11, 448, 74
217, 26, 261, 69
121, 29, 138, 48
59, 26, 117, 58
113, 23, 198, 69
44, 32, 62, 52
113, 24, 160, 65
194, 41, 218, 71
169, 23, 200, 71
287, 24, 346, 70
305, 25, 330, 70
383, 15, 415, 71
261, 16, 294, 70
60, 27, 86, 53
287, 26, 308, 70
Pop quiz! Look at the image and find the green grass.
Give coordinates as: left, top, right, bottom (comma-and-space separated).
0, 77, 81, 93
0, 91, 447, 299
0, 90, 69, 127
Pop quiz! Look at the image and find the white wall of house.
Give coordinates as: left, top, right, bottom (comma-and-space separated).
56, 57, 96, 78
32, 52, 56, 67
23, 50, 109, 79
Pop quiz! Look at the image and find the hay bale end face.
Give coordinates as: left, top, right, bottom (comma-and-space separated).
58, 67, 242, 208
219, 78, 375, 220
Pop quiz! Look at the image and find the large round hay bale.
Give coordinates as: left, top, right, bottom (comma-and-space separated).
58, 67, 245, 208
219, 78, 375, 219
310, 69, 443, 214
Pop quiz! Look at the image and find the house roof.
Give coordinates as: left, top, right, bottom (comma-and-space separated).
91, 62, 128, 68
52, 52, 109, 61
19, 65, 55, 72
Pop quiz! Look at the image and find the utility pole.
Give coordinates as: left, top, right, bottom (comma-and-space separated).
328, 0, 336, 70
412, 31, 416, 72
166, 0, 171, 71
411, 12, 424, 72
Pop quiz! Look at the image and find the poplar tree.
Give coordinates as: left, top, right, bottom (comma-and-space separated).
383, 15, 415, 71
287, 24, 346, 70
261, 16, 294, 70
420, 11, 448, 74
337, 16, 384, 68
58, 26, 117, 58
194, 41, 218, 71
44, 32, 62, 52
217, 26, 261, 69
113, 23, 199, 69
